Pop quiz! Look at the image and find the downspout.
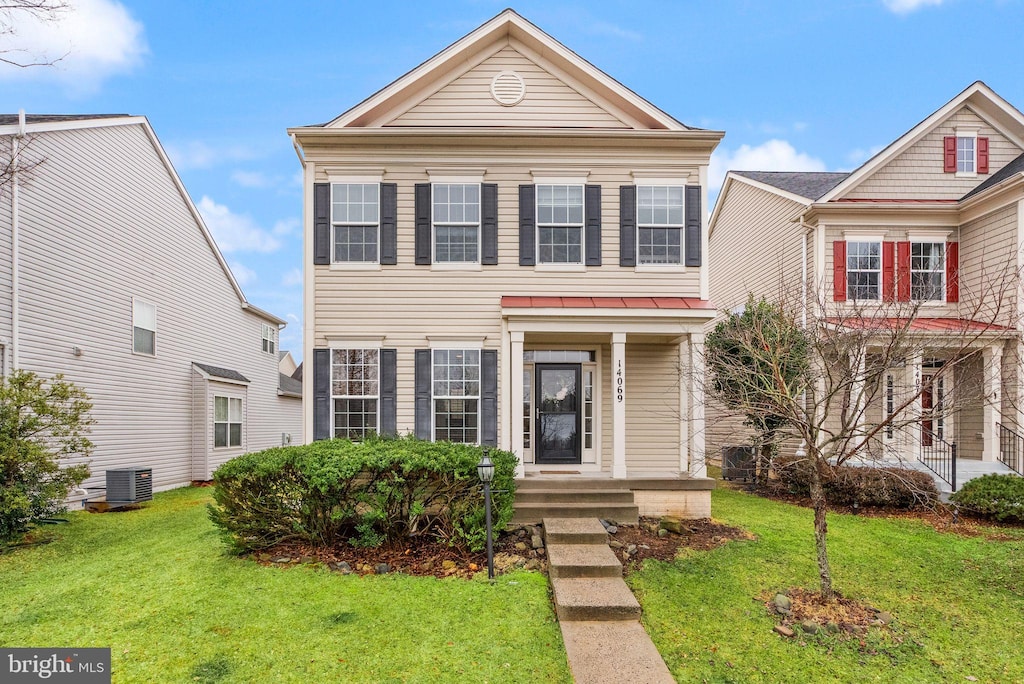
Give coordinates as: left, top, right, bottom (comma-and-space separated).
10, 110, 25, 370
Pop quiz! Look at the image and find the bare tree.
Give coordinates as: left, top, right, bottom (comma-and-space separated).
0, 0, 69, 69
705, 259, 1019, 600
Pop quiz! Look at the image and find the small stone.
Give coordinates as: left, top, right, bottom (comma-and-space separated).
441, 560, 457, 571
660, 516, 684, 534
531, 534, 544, 549
515, 542, 528, 551
524, 559, 541, 571
374, 563, 390, 575
529, 550, 538, 558
361, 564, 373, 573
773, 594, 792, 612
606, 525, 618, 535
300, 556, 315, 564
870, 619, 884, 627
642, 521, 659, 533
625, 544, 637, 555
517, 528, 527, 538
514, 558, 526, 568
599, 519, 611, 530
876, 611, 893, 625
271, 557, 291, 564
609, 540, 625, 550
257, 553, 271, 561
420, 560, 433, 572
800, 620, 821, 634
825, 621, 839, 634
773, 624, 795, 638
657, 528, 669, 538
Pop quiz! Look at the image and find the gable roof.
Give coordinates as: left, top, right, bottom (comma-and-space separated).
193, 362, 250, 384
962, 150, 1024, 201
732, 171, 850, 201
317, 9, 691, 131
818, 81, 1024, 203
0, 114, 287, 326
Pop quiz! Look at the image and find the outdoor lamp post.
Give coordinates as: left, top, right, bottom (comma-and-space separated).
477, 448, 495, 579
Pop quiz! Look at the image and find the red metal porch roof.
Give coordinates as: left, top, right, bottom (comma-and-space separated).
501, 296, 715, 310
827, 317, 1014, 333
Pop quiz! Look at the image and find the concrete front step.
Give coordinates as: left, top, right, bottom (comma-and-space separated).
512, 503, 639, 525
551, 577, 641, 621
547, 543, 623, 579
543, 517, 609, 545
560, 620, 676, 684
515, 489, 636, 505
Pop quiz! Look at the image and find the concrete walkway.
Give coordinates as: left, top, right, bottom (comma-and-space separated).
544, 517, 675, 683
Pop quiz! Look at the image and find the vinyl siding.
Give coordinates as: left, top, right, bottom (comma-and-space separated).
10, 123, 301, 490
844, 107, 1023, 200
957, 354, 984, 460
625, 343, 681, 473
959, 204, 1018, 327
387, 45, 628, 129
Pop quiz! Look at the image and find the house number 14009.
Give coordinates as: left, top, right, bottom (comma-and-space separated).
616, 360, 624, 403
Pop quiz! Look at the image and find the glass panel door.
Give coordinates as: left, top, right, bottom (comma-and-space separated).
535, 364, 581, 464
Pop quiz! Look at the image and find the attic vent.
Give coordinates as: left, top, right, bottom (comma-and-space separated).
490, 71, 526, 106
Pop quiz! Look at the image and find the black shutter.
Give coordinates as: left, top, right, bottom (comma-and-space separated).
585, 184, 602, 266
379, 349, 397, 436
314, 183, 331, 265
415, 183, 431, 265
480, 349, 498, 446
313, 348, 331, 440
685, 185, 702, 267
518, 184, 536, 266
414, 349, 431, 439
619, 185, 636, 267
379, 183, 397, 265
481, 183, 498, 265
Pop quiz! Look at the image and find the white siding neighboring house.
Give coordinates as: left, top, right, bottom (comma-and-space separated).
0, 113, 303, 496
708, 82, 1024, 490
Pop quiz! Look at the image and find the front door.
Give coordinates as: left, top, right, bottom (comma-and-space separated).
921, 373, 949, 446
535, 363, 581, 464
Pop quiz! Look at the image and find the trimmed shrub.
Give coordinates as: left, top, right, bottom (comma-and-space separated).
950, 474, 1024, 522
772, 455, 939, 508
208, 435, 517, 553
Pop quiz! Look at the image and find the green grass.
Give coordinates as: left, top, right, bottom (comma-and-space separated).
0, 487, 571, 684
630, 488, 1024, 683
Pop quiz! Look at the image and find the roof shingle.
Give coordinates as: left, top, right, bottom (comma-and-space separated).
733, 171, 850, 201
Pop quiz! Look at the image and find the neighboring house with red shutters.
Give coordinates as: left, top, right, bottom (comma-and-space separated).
289, 9, 724, 519
708, 81, 1024, 489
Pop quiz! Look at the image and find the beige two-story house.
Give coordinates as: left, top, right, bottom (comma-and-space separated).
290, 10, 723, 517
709, 82, 1024, 490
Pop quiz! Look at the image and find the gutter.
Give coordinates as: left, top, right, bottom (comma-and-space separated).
10, 110, 25, 370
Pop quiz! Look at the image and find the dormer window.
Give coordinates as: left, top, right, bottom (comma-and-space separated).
944, 131, 988, 175
956, 136, 976, 174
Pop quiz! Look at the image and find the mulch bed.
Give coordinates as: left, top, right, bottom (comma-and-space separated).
610, 518, 755, 570
764, 587, 895, 639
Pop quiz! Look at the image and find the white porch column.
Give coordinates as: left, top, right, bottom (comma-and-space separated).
983, 344, 1003, 463
679, 337, 690, 475
850, 351, 867, 448
510, 331, 526, 478
689, 333, 707, 478
611, 332, 627, 479
908, 353, 923, 465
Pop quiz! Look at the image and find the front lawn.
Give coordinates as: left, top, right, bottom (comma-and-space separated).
630, 488, 1024, 683
0, 487, 570, 684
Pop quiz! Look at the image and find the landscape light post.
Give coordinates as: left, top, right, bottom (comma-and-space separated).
477, 448, 495, 579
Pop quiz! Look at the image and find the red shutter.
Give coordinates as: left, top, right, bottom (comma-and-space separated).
833, 241, 847, 302
977, 137, 989, 174
882, 241, 896, 301
946, 241, 959, 302
896, 241, 911, 301
943, 136, 957, 172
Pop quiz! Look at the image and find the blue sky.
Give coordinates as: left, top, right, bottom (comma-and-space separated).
4, 0, 1024, 361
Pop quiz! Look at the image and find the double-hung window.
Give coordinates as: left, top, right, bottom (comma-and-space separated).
846, 241, 881, 300
537, 184, 584, 264
261, 323, 277, 354
956, 135, 976, 174
433, 183, 480, 263
132, 299, 156, 355
214, 396, 243, 448
637, 186, 684, 265
332, 183, 379, 263
331, 349, 379, 440
433, 349, 480, 443
911, 242, 945, 301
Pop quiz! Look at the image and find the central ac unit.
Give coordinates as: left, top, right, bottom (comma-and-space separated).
106, 467, 153, 504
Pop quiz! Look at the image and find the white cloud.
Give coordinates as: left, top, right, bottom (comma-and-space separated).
272, 217, 300, 236
197, 196, 282, 253
709, 139, 827, 192
882, 0, 943, 14
286, 313, 300, 324
282, 268, 303, 288
228, 260, 257, 286
231, 170, 270, 188
165, 141, 258, 171
0, 0, 146, 92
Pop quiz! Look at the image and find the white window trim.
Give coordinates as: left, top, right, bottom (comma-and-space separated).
431, 182, 483, 267
329, 347, 381, 440
845, 240, 883, 302
131, 297, 157, 357
261, 323, 277, 355
954, 128, 979, 178
535, 182, 586, 268
909, 240, 947, 304
635, 184, 686, 268
213, 395, 244, 450
427, 336, 485, 349
883, 373, 896, 442
330, 181, 381, 266
431, 348, 482, 445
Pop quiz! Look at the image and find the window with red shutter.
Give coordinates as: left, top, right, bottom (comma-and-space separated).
943, 136, 957, 173
833, 241, 846, 302
946, 242, 959, 302
977, 137, 989, 174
